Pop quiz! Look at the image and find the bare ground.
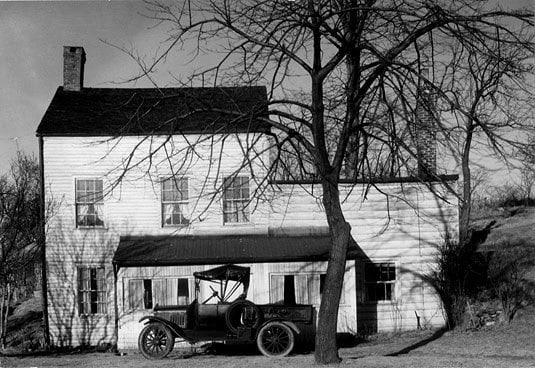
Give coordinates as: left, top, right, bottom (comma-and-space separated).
2, 311, 535, 368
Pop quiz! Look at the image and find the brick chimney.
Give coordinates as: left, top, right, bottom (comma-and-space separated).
63, 46, 85, 91
414, 66, 436, 178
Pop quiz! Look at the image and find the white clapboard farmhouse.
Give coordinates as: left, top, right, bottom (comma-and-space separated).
37, 47, 458, 349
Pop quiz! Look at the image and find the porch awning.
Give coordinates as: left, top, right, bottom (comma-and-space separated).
112, 233, 363, 269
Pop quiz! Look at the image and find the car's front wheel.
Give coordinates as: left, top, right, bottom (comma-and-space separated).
256, 321, 295, 357
138, 322, 174, 359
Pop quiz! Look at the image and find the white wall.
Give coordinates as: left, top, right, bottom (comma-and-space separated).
43, 134, 457, 347
43, 133, 271, 346
269, 183, 457, 332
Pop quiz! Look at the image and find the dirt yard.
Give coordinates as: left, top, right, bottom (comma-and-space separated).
3, 314, 535, 368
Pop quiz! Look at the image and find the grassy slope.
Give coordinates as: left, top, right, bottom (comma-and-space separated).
474, 206, 535, 250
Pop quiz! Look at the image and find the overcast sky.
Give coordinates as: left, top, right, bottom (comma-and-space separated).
0, 0, 532, 181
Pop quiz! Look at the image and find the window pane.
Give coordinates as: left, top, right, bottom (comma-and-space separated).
364, 262, 395, 302
385, 283, 393, 300
308, 274, 321, 305
152, 279, 165, 307
180, 179, 189, 200
75, 180, 104, 227
162, 190, 171, 202
387, 266, 395, 281
162, 178, 189, 226
270, 275, 284, 304
223, 176, 249, 224
177, 278, 189, 300
295, 275, 308, 304
144, 279, 153, 309
129, 280, 143, 310
78, 267, 106, 315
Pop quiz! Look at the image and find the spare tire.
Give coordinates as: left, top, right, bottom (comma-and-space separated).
225, 299, 262, 333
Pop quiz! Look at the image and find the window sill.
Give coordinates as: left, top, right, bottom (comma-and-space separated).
76, 226, 108, 231
79, 313, 108, 318
223, 222, 253, 227
359, 300, 397, 305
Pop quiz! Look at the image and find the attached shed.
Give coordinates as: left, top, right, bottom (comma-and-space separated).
113, 232, 362, 349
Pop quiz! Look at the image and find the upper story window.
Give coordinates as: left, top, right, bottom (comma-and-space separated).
75, 179, 104, 227
364, 262, 396, 302
162, 177, 190, 226
223, 176, 250, 224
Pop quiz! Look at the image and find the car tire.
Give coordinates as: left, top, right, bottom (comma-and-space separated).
256, 321, 295, 357
138, 322, 174, 359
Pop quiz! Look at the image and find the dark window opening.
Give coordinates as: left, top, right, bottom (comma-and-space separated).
283, 275, 296, 305
143, 279, 153, 309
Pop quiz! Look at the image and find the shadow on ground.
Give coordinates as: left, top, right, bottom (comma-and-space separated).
386, 329, 446, 356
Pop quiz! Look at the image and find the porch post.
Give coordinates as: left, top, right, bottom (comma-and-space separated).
113, 262, 119, 353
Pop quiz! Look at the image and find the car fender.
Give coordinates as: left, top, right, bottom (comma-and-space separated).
139, 315, 195, 344
258, 319, 301, 335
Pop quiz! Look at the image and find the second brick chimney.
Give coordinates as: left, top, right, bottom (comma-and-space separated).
63, 46, 85, 91
414, 66, 437, 178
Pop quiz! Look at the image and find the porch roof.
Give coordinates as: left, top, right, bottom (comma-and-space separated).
112, 233, 363, 269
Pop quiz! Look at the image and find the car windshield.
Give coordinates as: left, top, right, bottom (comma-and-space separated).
193, 264, 250, 303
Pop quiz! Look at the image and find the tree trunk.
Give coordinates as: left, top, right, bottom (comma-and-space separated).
314, 178, 351, 364
459, 129, 473, 245
0, 283, 12, 350
0, 287, 5, 350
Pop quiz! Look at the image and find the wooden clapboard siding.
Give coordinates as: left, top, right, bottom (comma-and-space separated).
43, 132, 456, 347
270, 183, 456, 333
43, 134, 271, 347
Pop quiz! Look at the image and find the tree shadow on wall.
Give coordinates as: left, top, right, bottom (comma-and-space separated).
45, 219, 126, 349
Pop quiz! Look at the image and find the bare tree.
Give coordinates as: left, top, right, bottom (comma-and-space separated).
518, 136, 535, 205
436, 33, 534, 244
105, 1, 534, 363
0, 152, 40, 349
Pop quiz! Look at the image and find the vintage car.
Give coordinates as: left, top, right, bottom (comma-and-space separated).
138, 264, 313, 359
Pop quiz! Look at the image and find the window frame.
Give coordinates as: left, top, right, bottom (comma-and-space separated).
269, 272, 346, 306
161, 176, 190, 227
127, 277, 193, 311
222, 176, 250, 224
363, 262, 397, 303
77, 266, 107, 316
75, 178, 105, 228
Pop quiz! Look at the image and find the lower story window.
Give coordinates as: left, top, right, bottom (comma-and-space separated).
270, 273, 344, 305
364, 262, 396, 302
129, 278, 191, 310
78, 267, 107, 315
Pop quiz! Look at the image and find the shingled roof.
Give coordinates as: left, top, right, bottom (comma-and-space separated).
36, 86, 269, 136
112, 233, 364, 269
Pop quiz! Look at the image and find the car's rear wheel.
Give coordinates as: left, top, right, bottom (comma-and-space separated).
138, 322, 174, 359
256, 321, 295, 357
